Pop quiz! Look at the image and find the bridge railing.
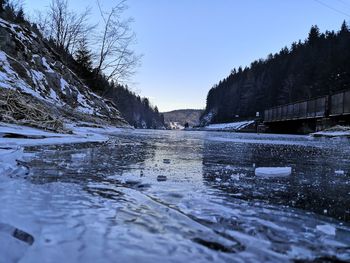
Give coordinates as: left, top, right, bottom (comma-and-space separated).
264, 96, 327, 122
264, 89, 350, 123
330, 90, 350, 116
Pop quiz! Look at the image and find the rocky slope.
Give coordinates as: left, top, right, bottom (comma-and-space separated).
0, 18, 128, 130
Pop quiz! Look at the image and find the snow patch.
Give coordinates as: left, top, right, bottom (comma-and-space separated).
168, 122, 185, 130
42, 57, 54, 73
205, 120, 255, 131
60, 78, 69, 94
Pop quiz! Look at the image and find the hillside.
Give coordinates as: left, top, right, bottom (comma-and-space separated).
0, 2, 164, 131
163, 109, 203, 128
201, 22, 350, 125
0, 17, 130, 131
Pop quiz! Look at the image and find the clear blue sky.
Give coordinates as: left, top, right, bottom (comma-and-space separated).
25, 0, 350, 111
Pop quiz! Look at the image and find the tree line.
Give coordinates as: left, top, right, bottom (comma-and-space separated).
201, 22, 350, 125
0, 0, 164, 128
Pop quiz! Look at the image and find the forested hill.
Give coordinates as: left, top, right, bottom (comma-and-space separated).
163, 109, 203, 128
0, 0, 164, 129
201, 22, 350, 125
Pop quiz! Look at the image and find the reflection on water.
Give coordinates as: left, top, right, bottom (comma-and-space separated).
0, 130, 349, 262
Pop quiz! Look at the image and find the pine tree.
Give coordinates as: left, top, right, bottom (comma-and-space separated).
15, 7, 25, 23
75, 39, 93, 72
308, 25, 320, 45
340, 20, 349, 34
0, 0, 7, 12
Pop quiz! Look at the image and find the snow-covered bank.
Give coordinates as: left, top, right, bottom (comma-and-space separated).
312, 126, 350, 138
0, 122, 128, 147
204, 120, 255, 132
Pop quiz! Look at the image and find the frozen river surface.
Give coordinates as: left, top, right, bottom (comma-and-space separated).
0, 130, 350, 262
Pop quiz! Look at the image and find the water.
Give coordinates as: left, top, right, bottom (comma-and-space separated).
0, 130, 350, 262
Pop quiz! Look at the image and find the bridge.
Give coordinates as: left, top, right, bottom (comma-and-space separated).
263, 89, 350, 132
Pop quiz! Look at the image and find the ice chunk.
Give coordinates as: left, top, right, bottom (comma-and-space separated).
255, 167, 292, 177
316, 224, 336, 235
335, 170, 345, 175
0, 147, 25, 176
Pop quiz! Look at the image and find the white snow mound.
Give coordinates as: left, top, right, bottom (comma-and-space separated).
205, 120, 254, 131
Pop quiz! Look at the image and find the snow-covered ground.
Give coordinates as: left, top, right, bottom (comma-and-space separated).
204, 120, 255, 131
312, 131, 350, 138
312, 126, 350, 138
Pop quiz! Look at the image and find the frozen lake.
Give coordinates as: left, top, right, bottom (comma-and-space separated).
0, 130, 350, 262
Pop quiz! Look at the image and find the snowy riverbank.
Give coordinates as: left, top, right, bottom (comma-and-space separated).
201, 120, 255, 132
312, 125, 350, 138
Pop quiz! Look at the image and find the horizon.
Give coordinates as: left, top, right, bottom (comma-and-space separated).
25, 0, 350, 111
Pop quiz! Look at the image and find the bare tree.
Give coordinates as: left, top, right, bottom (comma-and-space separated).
35, 0, 94, 54
95, 0, 141, 82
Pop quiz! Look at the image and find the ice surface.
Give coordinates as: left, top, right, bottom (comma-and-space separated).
0, 129, 349, 262
0, 147, 26, 177
0, 122, 127, 148
255, 167, 292, 177
316, 224, 336, 235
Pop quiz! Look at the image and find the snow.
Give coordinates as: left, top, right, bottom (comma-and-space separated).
0, 18, 33, 46
42, 57, 54, 73
316, 224, 336, 235
205, 120, 255, 131
0, 51, 53, 101
201, 111, 215, 125
77, 92, 95, 115
312, 126, 350, 138
168, 121, 185, 130
0, 122, 127, 148
0, 18, 121, 119
312, 131, 350, 138
60, 78, 69, 94
255, 167, 292, 177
